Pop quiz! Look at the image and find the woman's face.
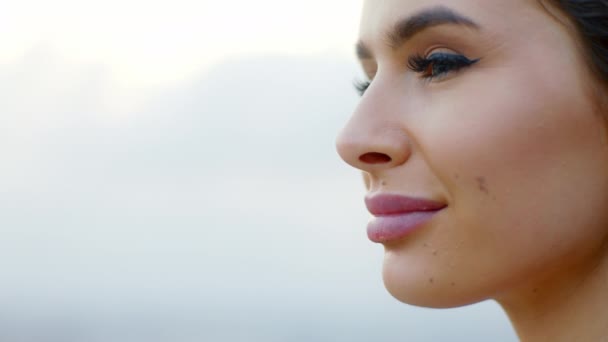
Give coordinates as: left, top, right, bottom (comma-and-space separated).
336, 0, 608, 308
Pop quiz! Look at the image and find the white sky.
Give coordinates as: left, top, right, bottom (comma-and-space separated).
1, 0, 363, 87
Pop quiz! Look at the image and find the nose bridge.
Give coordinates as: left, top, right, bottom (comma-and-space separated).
336, 85, 412, 172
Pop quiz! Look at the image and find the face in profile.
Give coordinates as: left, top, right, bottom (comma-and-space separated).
336, 0, 608, 308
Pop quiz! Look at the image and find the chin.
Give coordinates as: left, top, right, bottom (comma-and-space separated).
382, 259, 488, 309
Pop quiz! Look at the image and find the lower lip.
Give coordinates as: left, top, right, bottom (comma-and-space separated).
367, 211, 442, 243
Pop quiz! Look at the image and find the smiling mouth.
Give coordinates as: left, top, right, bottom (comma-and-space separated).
365, 194, 447, 243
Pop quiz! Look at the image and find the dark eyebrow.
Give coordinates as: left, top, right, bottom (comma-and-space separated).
356, 5, 480, 59
388, 6, 479, 47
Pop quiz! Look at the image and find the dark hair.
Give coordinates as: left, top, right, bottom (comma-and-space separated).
553, 1, 608, 85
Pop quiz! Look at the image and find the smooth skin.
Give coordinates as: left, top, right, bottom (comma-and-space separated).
336, 0, 608, 340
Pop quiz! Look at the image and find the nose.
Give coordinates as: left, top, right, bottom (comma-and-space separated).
335, 95, 412, 172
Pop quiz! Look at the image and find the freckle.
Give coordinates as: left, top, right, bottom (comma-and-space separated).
381, 181, 387, 186
432, 250, 438, 256
476, 176, 489, 195
454, 173, 460, 180
451, 282, 456, 287
429, 278, 434, 284
533, 288, 539, 294
423, 243, 429, 248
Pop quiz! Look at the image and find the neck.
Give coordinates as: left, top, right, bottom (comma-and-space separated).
496, 246, 608, 342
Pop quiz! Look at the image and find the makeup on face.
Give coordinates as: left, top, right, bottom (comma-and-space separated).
365, 194, 446, 243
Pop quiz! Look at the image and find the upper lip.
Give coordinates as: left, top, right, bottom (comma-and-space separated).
365, 194, 447, 216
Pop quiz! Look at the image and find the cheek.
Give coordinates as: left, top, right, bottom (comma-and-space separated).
416, 60, 608, 292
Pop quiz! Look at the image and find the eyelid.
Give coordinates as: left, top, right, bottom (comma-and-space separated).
423, 46, 462, 58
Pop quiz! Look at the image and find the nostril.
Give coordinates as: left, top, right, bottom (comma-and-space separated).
359, 152, 392, 164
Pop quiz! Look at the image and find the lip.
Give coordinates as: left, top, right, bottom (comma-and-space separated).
365, 194, 446, 243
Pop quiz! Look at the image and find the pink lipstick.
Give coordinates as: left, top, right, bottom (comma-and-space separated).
365, 194, 446, 243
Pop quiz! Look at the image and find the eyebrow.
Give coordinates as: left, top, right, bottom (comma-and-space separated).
356, 6, 480, 59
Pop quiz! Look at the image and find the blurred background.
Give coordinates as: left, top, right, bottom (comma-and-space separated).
0, 0, 517, 341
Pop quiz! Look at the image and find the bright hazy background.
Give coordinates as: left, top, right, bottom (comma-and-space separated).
0, 1, 517, 341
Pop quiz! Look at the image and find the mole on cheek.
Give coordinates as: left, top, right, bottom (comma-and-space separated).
476, 176, 490, 195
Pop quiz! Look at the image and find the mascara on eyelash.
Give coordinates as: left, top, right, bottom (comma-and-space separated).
353, 53, 479, 95
408, 53, 479, 76
353, 79, 371, 96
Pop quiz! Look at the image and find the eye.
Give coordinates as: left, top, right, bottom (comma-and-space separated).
408, 52, 479, 81
353, 79, 371, 96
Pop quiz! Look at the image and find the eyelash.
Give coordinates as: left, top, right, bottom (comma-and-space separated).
354, 53, 479, 96
354, 80, 371, 97
408, 53, 479, 80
